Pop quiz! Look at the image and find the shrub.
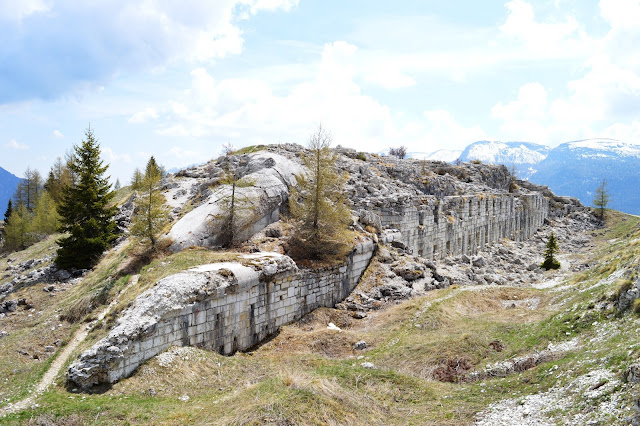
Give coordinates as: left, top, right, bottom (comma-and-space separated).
633, 298, 640, 314
389, 146, 407, 159
356, 152, 367, 161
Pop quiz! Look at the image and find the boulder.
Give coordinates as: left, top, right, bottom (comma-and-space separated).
354, 340, 368, 350
472, 256, 486, 267
626, 363, 640, 383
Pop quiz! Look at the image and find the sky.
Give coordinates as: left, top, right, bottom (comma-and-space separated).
1, 0, 639, 183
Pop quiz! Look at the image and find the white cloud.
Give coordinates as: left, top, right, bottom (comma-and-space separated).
0, 0, 50, 21
0, 0, 299, 103
4, 139, 30, 150
52, 129, 64, 138
492, 82, 548, 122
421, 110, 488, 150
500, 0, 586, 56
144, 41, 486, 154
128, 107, 159, 124
101, 147, 132, 163
599, 0, 640, 29
245, 0, 299, 14
488, 1, 640, 145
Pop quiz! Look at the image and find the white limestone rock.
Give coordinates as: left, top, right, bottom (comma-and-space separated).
168, 152, 304, 251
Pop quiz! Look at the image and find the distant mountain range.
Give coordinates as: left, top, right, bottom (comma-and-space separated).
458, 138, 640, 215
0, 167, 20, 217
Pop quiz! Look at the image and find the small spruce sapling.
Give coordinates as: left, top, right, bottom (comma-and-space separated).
541, 232, 560, 270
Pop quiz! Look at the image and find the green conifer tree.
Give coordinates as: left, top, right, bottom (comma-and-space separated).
288, 125, 351, 261
541, 232, 560, 270
56, 128, 117, 269
3, 200, 12, 224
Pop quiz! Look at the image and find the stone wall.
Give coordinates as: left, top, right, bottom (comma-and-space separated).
69, 191, 549, 390
372, 193, 547, 260
68, 242, 376, 389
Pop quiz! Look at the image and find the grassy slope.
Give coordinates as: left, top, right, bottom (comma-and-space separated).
2, 212, 640, 424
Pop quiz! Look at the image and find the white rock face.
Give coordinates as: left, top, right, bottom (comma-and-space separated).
168, 151, 304, 251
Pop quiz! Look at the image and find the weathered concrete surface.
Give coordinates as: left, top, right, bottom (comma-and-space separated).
68, 242, 375, 389
368, 193, 548, 260
168, 152, 304, 251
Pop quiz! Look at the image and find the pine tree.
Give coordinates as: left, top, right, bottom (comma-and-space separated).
288, 125, 351, 261
593, 178, 611, 221
129, 157, 169, 251
541, 232, 560, 270
3, 200, 12, 224
114, 178, 121, 191
56, 128, 117, 270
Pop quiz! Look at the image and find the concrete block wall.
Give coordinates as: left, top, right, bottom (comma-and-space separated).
69, 241, 376, 388
373, 193, 547, 260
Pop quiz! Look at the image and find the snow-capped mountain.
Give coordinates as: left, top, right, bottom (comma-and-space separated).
0, 167, 20, 216
459, 141, 550, 179
530, 138, 640, 215
450, 138, 640, 214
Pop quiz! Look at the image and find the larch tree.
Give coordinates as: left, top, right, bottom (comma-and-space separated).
44, 156, 73, 203
288, 124, 351, 261
593, 178, 611, 221
208, 164, 256, 248
31, 191, 60, 237
130, 157, 169, 252
130, 168, 144, 191
56, 128, 117, 270
3, 205, 33, 251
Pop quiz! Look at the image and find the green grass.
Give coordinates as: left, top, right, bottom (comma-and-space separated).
3, 212, 640, 424
231, 145, 266, 155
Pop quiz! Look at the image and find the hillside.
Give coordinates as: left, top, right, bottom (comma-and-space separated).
0, 145, 639, 424
0, 167, 20, 216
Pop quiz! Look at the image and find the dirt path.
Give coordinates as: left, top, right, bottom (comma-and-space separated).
0, 274, 140, 417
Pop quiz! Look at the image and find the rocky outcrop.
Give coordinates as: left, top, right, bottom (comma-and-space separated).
167, 151, 303, 251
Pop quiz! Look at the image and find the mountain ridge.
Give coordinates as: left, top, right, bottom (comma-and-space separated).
455, 138, 640, 214
0, 167, 20, 216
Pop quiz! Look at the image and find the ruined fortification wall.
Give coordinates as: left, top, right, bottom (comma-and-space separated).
69, 190, 549, 390
373, 193, 548, 260
68, 242, 375, 389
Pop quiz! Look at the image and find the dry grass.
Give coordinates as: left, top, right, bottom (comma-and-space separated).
6, 211, 640, 424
